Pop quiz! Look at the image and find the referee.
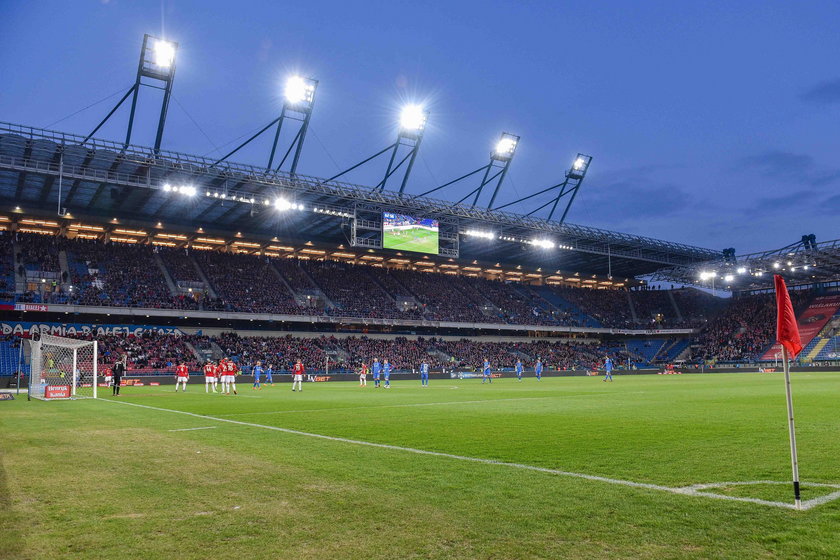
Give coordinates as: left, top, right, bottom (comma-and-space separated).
112, 355, 126, 396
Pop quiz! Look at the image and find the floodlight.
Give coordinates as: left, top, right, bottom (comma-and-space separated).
531, 239, 555, 249
400, 104, 427, 132
724, 274, 734, 282
699, 272, 710, 281
736, 267, 747, 274
494, 135, 518, 159
773, 262, 781, 269
565, 153, 592, 182
274, 198, 292, 211
182, 186, 196, 197
153, 39, 176, 68
285, 75, 315, 105
163, 183, 172, 192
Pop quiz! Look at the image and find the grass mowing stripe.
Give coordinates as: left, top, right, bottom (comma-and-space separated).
100, 397, 835, 510
216, 396, 555, 416
167, 426, 217, 432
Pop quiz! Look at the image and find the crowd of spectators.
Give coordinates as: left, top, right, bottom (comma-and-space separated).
630, 289, 676, 326
301, 260, 422, 319
16, 233, 62, 276
695, 290, 812, 362
0, 233, 16, 299
671, 288, 728, 326
549, 286, 635, 328
158, 247, 203, 283
388, 269, 492, 323
86, 243, 198, 309
214, 332, 329, 371
274, 258, 318, 292
195, 252, 315, 315
12, 233, 827, 359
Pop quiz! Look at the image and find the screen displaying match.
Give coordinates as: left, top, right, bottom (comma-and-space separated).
382, 212, 439, 255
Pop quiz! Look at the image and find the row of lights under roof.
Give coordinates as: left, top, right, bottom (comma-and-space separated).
699, 262, 815, 283
312, 207, 353, 218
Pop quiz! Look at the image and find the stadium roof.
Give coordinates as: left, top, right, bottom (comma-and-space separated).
649, 237, 840, 291
0, 121, 720, 279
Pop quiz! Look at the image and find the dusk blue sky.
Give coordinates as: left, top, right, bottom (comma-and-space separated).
2, 1, 838, 253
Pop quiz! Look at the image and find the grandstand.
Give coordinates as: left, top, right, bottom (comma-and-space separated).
0, 224, 838, 375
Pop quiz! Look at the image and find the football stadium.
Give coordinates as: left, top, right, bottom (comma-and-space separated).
2, 3, 840, 559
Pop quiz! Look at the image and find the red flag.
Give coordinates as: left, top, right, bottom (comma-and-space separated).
774, 275, 803, 357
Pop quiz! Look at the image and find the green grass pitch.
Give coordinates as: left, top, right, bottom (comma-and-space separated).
383, 227, 439, 254
3, 372, 840, 559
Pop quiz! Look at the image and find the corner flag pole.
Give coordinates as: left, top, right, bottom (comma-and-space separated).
774, 274, 803, 509
781, 345, 801, 509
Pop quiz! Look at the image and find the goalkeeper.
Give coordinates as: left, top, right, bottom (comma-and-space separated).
113, 355, 126, 396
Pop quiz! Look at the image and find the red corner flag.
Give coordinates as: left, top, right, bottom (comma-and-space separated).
774, 275, 803, 357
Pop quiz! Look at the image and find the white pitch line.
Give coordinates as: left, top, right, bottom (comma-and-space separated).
100, 399, 839, 511
168, 426, 217, 432
217, 396, 555, 417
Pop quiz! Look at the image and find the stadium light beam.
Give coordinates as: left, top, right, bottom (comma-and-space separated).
153, 39, 176, 69
400, 104, 427, 133
495, 136, 518, 160
284, 75, 316, 106
531, 239, 556, 250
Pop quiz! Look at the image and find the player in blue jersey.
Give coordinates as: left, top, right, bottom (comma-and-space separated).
604, 356, 614, 382
482, 358, 492, 384
264, 363, 273, 385
515, 359, 523, 382
383, 359, 392, 388
252, 361, 263, 390
372, 358, 381, 388
534, 358, 543, 381
420, 360, 429, 387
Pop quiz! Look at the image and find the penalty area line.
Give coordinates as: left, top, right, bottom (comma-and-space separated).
100, 398, 835, 511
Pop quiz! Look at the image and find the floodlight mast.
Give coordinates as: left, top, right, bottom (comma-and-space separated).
84, 34, 178, 153
380, 105, 428, 193
414, 132, 519, 208
214, 75, 318, 174
491, 153, 592, 224
483, 132, 519, 208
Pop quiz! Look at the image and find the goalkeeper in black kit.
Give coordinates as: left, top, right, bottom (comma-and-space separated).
112, 355, 126, 396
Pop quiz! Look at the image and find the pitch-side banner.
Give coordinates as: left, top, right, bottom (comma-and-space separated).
0, 321, 184, 337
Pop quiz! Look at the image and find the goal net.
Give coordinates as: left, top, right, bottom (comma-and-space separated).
28, 334, 98, 400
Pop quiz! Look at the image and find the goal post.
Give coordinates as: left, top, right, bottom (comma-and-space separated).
28, 334, 98, 401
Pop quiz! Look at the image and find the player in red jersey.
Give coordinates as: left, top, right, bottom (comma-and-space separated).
175, 362, 189, 392
223, 358, 238, 395
359, 362, 368, 387
103, 365, 113, 388
203, 360, 218, 393
292, 359, 304, 392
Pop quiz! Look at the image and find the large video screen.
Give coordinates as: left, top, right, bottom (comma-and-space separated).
382, 212, 439, 255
